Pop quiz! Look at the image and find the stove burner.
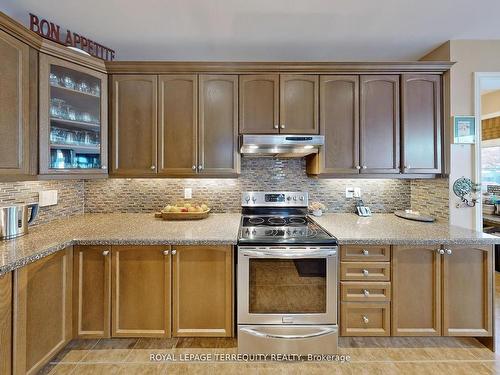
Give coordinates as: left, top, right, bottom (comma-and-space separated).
289, 217, 307, 225
268, 217, 287, 225
248, 217, 265, 225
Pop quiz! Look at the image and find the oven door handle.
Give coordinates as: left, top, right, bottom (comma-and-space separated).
240, 327, 337, 340
240, 249, 336, 258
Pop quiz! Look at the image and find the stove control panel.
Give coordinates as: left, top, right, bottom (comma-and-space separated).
242, 192, 308, 207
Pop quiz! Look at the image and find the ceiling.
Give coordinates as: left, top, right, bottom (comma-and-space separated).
2, 0, 500, 61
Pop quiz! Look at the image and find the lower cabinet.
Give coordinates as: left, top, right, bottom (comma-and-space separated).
0, 272, 12, 375
73, 245, 111, 338
172, 245, 233, 337
13, 248, 73, 375
111, 245, 171, 337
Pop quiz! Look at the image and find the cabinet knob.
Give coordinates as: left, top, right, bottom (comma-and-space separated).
362, 249, 369, 256
274, 124, 279, 129
356, 165, 361, 170
171, 249, 177, 255
362, 166, 367, 169
363, 289, 370, 297
102, 250, 109, 256
192, 165, 196, 170
198, 165, 204, 171
150, 165, 156, 170
437, 248, 445, 255
280, 124, 285, 129
163, 250, 169, 255
445, 248, 452, 255
101, 165, 107, 170
362, 315, 369, 324
362, 269, 369, 276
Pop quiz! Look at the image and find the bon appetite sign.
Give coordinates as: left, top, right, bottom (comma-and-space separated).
29, 13, 115, 61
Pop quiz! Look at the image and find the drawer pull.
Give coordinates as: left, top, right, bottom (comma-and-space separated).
362, 249, 369, 256
363, 289, 370, 297
362, 269, 369, 276
102, 250, 109, 256
362, 315, 369, 324
163, 250, 169, 255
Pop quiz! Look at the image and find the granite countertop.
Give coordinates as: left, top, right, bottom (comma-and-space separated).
313, 213, 500, 246
0, 213, 241, 276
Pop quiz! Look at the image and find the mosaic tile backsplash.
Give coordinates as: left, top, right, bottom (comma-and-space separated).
84, 158, 412, 214
410, 178, 449, 221
0, 180, 84, 226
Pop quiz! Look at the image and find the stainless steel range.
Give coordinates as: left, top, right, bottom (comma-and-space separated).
237, 192, 338, 355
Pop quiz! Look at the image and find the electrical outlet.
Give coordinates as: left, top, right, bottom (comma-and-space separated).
345, 187, 354, 198
38, 190, 58, 207
354, 187, 361, 198
184, 188, 192, 199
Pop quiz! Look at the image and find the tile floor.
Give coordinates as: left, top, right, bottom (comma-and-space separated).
38, 273, 500, 374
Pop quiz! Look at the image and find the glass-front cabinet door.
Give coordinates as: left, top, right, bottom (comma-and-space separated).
39, 53, 107, 175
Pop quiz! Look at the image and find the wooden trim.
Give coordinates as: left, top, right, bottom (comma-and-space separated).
0, 272, 12, 375
105, 61, 454, 74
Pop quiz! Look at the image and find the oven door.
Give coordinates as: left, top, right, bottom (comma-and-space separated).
238, 246, 337, 325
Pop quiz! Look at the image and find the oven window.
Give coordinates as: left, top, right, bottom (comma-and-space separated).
249, 259, 326, 314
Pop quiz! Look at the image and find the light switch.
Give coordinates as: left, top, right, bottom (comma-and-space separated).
354, 187, 362, 198
184, 188, 192, 199
38, 190, 58, 207
345, 187, 354, 198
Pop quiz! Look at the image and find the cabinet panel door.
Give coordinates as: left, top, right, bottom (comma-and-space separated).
172, 245, 233, 337
360, 75, 400, 174
0, 272, 12, 375
239, 74, 279, 134
0, 30, 30, 176
401, 74, 441, 174
158, 75, 198, 176
317, 75, 359, 174
73, 245, 111, 338
392, 246, 441, 336
280, 75, 319, 134
13, 248, 72, 375
111, 246, 170, 337
442, 245, 492, 336
199, 75, 239, 175
111, 75, 157, 176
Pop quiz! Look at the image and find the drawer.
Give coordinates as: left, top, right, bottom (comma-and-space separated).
340, 302, 390, 336
341, 245, 391, 262
341, 282, 391, 302
340, 262, 390, 281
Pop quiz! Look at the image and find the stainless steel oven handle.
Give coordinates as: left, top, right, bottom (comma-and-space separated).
240, 327, 337, 340
241, 249, 336, 258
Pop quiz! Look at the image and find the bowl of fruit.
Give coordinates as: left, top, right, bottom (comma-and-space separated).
156, 203, 211, 220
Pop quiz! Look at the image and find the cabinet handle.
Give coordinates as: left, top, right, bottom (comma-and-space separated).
192, 165, 196, 170
150, 165, 156, 170
171, 249, 177, 255
363, 289, 370, 297
362, 166, 367, 169
437, 248, 445, 255
101, 165, 107, 170
274, 124, 279, 129
102, 250, 109, 256
362, 315, 369, 324
163, 250, 169, 255
280, 124, 285, 129
198, 165, 204, 171
362, 249, 369, 256
362, 269, 369, 276
445, 249, 452, 255
356, 165, 361, 170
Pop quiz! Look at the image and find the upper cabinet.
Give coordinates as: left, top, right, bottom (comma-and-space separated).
239, 74, 319, 135
39, 54, 108, 176
401, 74, 442, 174
199, 75, 240, 175
0, 30, 36, 179
111, 75, 157, 177
360, 75, 400, 174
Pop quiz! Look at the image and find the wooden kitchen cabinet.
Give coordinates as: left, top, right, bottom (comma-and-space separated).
392, 246, 441, 336
0, 30, 36, 179
280, 75, 319, 134
110, 75, 158, 176
360, 75, 400, 174
0, 272, 12, 375
401, 74, 442, 174
172, 245, 233, 337
13, 248, 73, 375
158, 75, 198, 176
199, 75, 240, 175
111, 245, 170, 337
239, 74, 279, 134
442, 245, 492, 336
307, 75, 359, 175
73, 245, 111, 338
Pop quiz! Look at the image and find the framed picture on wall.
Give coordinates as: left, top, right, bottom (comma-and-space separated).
453, 115, 476, 144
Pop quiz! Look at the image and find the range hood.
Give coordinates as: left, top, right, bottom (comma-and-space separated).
239, 135, 325, 157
